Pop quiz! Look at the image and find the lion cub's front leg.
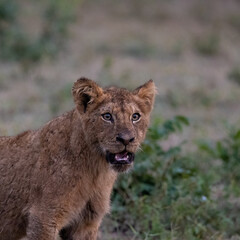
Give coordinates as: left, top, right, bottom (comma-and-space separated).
72, 221, 100, 240
26, 212, 59, 240
75, 202, 103, 240
60, 200, 107, 240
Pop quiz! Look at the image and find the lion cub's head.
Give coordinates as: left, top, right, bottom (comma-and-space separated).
72, 78, 156, 172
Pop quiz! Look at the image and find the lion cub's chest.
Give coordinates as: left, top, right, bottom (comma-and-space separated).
61, 169, 117, 228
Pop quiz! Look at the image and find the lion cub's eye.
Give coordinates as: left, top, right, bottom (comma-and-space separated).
132, 113, 141, 122
102, 113, 112, 122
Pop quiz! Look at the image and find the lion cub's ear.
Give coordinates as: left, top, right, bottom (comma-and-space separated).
133, 80, 156, 112
72, 77, 103, 113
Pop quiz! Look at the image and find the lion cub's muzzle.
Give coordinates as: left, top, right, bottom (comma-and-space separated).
106, 150, 135, 172
106, 151, 135, 165
105, 132, 136, 172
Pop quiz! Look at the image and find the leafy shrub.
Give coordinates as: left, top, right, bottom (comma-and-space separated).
110, 116, 227, 239
197, 127, 240, 237
198, 128, 240, 196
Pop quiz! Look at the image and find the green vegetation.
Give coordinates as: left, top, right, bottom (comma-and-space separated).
228, 14, 240, 32
193, 34, 220, 56
106, 117, 240, 239
199, 128, 240, 197
0, 0, 80, 66
228, 67, 240, 86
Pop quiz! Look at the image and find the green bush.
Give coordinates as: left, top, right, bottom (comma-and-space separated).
197, 127, 240, 237
110, 116, 228, 239
198, 128, 240, 196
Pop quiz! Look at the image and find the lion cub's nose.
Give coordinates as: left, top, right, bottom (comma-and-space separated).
116, 133, 135, 146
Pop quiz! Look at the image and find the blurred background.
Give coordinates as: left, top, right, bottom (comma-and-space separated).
0, 0, 240, 239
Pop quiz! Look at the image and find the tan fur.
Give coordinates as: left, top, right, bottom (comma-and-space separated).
0, 78, 155, 240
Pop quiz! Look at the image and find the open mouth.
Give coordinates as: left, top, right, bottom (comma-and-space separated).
106, 151, 135, 165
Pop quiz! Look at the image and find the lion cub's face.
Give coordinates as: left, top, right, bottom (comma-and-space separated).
72, 78, 156, 172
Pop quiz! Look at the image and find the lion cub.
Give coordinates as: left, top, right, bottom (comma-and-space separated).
0, 78, 155, 240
